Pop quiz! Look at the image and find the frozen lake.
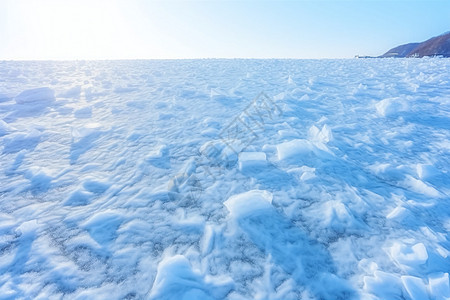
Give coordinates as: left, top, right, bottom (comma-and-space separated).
0, 59, 449, 299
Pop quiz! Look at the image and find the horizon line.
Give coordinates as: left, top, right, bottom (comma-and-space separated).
0, 57, 367, 62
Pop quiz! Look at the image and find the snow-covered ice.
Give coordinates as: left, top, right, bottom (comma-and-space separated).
0, 59, 449, 299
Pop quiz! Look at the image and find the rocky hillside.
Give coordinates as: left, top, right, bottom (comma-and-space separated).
382, 31, 450, 58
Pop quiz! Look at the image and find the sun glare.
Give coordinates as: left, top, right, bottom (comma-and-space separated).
8, 0, 145, 60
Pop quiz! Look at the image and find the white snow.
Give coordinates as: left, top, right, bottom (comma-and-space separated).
0, 59, 449, 299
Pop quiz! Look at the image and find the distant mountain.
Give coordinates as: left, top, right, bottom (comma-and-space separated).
381, 43, 420, 58
381, 32, 450, 58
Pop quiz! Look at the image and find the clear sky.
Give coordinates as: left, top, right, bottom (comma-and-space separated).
1, 0, 449, 60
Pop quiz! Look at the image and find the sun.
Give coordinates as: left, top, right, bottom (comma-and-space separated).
7, 0, 142, 60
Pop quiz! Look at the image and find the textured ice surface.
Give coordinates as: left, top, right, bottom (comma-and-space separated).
0, 59, 449, 299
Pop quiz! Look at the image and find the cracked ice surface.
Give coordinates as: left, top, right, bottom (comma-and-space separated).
0, 59, 449, 299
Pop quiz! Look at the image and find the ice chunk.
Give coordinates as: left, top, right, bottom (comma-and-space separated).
149, 255, 233, 300
276, 139, 314, 161
70, 123, 107, 164
24, 168, 53, 194
358, 259, 378, 274
308, 124, 333, 144
287, 166, 316, 181
390, 242, 428, 267
370, 164, 440, 197
363, 271, 403, 299
401, 276, 429, 300
15, 87, 55, 105
276, 138, 332, 162
219, 144, 240, 167
0, 120, 13, 136
202, 117, 221, 129
82, 210, 123, 245
146, 145, 168, 160
200, 225, 213, 256
15, 219, 39, 237
74, 106, 92, 118
224, 190, 273, 219
375, 97, 408, 117
287, 75, 295, 85
386, 206, 409, 221
416, 164, 439, 180
57, 85, 81, 99
262, 144, 277, 153
199, 139, 242, 167
71, 122, 103, 139
64, 190, 93, 206
199, 140, 224, 159
310, 200, 365, 234
286, 166, 308, 176
146, 144, 170, 168
171, 210, 205, 233
277, 129, 300, 139
428, 273, 450, 300
65, 232, 102, 251
209, 88, 242, 106
324, 201, 358, 233
2, 129, 42, 154
402, 175, 440, 197
289, 88, 309, 101
5, 88, 56, 120
273, 92, 286, 101
82, 179, 110, 194
201, 128, 219, 137
299, 94, 310, 101
238, 152, 267, 172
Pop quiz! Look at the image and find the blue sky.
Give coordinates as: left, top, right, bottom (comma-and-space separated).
0, 0, 449, 59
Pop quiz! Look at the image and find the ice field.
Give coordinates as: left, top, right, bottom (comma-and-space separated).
0, 59, 449, 299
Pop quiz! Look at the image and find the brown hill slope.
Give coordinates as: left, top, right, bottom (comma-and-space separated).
381, 32, 450, 58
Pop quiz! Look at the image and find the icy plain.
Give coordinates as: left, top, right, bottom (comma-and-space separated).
0, 59, 449, 299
